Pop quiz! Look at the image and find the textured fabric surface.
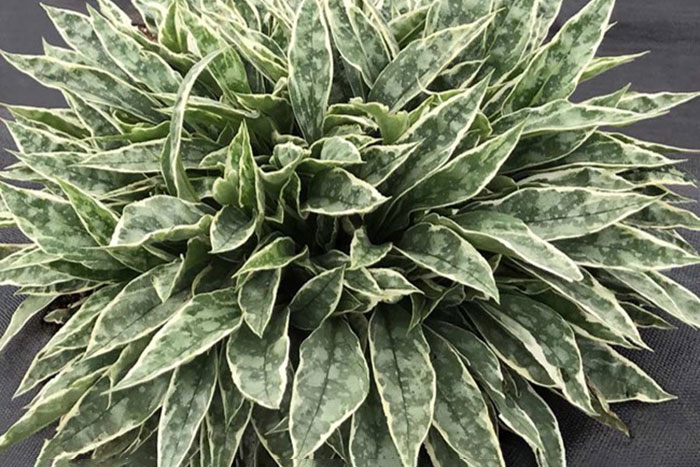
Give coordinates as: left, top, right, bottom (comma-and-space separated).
0, 1, 698, 466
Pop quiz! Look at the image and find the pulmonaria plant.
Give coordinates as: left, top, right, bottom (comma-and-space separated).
0, 0, 699, 465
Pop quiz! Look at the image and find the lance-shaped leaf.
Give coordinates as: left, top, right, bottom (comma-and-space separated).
39, 373, 170, 461
89, 7, 181, 93
1, 52, 160, 121
210, 206, 256, 254
369, 308, 435, 467
400, 124, 523, 212
351, 143, 416, 187
350, 228, 392, 269
325, 0, 390, 86
0, 183, 117, 268
290, 318, 369, 458
79, 139, 215, 173
302, 168, 388, 216
0, 348, 120, 450
519, 167, 636, 192
349, 382, 403, 467
435, 211, 582, 281
424, 0, 492, 35
227, 309, 290, 409
289, 266, 345, 330
0, 296, 53, 354
206, 392, 252, 467
114, 288, 241, 389
493, 100, 650, 136
578, 339, 674, 404
501, 129, 593, 173
386, 76, 489, 198
110, 195, 211, 247
517, 263, 645, 347
236, 237, 306, 276
425, 428, 469, 467
425, 329, 504, 466
506, 372, 567, 467
647, 272, 700, 328
617, 91, 700, 114
162, 49, 223, 200
158, 352, 218, 467
288, 0, 333, 142
480, 187, 655, 241
239, 269, 282, 337
581, 52, 649, 82
483, 295, 595, 415
625, 202, 700, 230
481, 0, 538, 79
504, 0, 615, 111
396, 223, 498, 301
87, 264, 188, 357
554, 133, 676, 169
553, 224, 700, 271
369, 15, 492, 111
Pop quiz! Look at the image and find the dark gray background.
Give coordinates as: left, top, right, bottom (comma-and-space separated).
0, 1, 698, 466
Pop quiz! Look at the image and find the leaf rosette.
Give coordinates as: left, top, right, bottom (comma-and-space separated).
0, 0, 698, 465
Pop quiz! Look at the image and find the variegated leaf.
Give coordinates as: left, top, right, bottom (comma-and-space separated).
288, 0, 333, 142
114, 288, 241, 389
302, 168, 388, 216
369, 307, 435, 467
239, 269, 282, 337
369, 15, 492, 111
396, 223, 498, 301
289, 266, 345, 330
158, 352, 218, 467
290, 318, 369, 458
425, 328, 504, 466
479, 187, 655, 241
228, 309, 290, 409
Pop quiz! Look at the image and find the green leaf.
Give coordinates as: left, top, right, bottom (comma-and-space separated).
114, 288, 241, 389
625, 202, 700, 230
210, 206, 256, 254
483, 294, 595, 415
578, 339, 675, 403
290, 318, 369, 458
350, 228, 392, 269
480, 187, 655, 241
239, 269, 282, 337
236, 237, 306, 276
87, 265, 189, 357
553, 224, 700, 271
288, 0, 333, 142
0, 183, 117, 269
424, 0, 492, 35
369, 16, 492, 111
0, 295, 53, 354
581, 52, 649, 82
554, 133, 676, 169
227, 309, 290, 409
369, 307, 435, 467
2, 52, 159, 121
289, 266, 345, 331
425, 329, 504, 466
351, 143, 416, 186
89, 7, 181, 93
424, 428, 469, 467
435, 211, 582, 282
161, 52, 222, 200
519, 167, 637, 192
349, 382, 403, 467
617, 91, 700, 114
516, 263, 645, 348
158, 352, 218, 467
504, 0, 615, 111
400, 124, 523, 212
325, 0, 391, 86
302, 168, 388, 216
396, 223, 498, 301
40, 374, 170, 461
111, 195, 211, 247
647, 272, 700, 328
384, 76, 490, 198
